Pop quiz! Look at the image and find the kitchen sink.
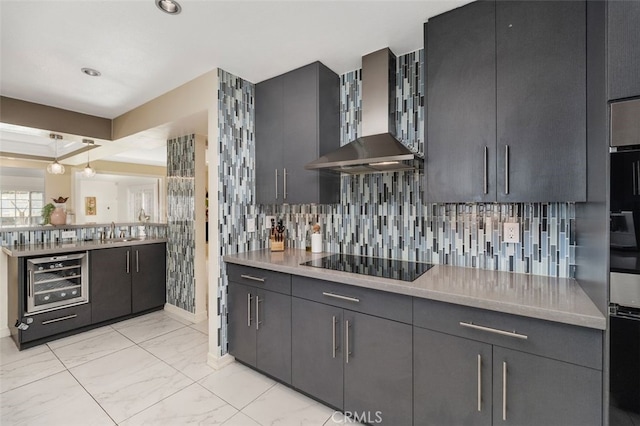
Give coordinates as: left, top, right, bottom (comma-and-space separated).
104, 237, 142, 243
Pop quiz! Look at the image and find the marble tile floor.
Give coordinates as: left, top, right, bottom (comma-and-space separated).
0, 310, 361, 426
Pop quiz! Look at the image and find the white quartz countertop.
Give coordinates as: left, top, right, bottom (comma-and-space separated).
223, 249, 606, 330
2, 237, 167, 257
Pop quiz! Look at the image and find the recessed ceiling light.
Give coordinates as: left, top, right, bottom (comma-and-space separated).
81, 67, 101, 77
156, 0, 181, 14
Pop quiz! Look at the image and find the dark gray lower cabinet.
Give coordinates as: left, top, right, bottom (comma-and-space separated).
291, 297, 412, 426
91, 246, 132, 323
228, 281, 291, 384
414, 327, 602, 426
91, 243, 166, 324
292, 298, 343, 409
344, 311, 412, 426
227, 282, 257, 366
493, 347, 602, 426
414, 327, 492, 426
131, 243, 166, 313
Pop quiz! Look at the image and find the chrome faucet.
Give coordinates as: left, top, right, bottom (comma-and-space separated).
109, 222, 116, 239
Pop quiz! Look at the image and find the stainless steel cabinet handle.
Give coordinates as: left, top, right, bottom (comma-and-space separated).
275, 169, 278, 199
636, 162, 640, 196
29, 270, 34, 298
504, 145, 510, 195
332, 315, 337, 358
283, 168, 287, 199
502, 361, 508, 421
42, 314, 77, 325
256, 296, 262, 330
136, 250, 139, 273
322, 292, 360, 303
477, 354, 482, 412
460, 321, 528, 340
240, 274, 265, 282
247, 293, 252, 327
126, 251, 130, 274
633, 162, 637, 195
483, 146, 488, 195
345, 320, 351, 363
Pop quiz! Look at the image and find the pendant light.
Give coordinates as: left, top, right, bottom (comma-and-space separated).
82, 139, 96, 178
47, 133, 65, 175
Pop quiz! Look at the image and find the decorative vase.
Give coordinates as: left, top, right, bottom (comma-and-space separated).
50, 203, 67, 226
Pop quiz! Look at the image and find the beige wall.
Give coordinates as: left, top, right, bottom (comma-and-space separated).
0, 96, 112, 140
112, 70, 217, 140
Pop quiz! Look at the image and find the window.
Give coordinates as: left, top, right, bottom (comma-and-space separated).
0, 190, 44, 226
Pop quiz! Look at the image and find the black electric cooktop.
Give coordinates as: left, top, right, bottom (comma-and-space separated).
302, 254, 433, 282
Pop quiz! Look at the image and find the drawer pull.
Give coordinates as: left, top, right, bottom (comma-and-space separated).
240, 274, 265, 282
322, 292, 360, 303
459, 322, 528, 340
42, 314, 77, 325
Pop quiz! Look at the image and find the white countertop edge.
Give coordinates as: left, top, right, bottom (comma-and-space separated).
223, 251, 606, 331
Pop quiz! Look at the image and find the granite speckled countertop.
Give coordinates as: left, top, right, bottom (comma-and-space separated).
224, 249, 606, 330
1, 237, 167, 257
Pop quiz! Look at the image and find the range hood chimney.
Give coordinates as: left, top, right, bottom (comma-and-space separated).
305, 48, 423, 174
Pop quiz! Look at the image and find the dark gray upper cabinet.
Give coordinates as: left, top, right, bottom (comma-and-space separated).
496, 1, 586, 202
426, 1, 497, 203
255, 62, 340, 205
608, 0, 640, 101
426, 0, 586, 202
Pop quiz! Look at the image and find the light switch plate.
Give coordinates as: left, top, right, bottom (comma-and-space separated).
503, 222, 520, 244
265, 215, 275, 229
247, 218, 256, 233
61, 231, 76, 240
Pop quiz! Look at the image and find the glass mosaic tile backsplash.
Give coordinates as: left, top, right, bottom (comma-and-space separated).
214, 47, 576, 352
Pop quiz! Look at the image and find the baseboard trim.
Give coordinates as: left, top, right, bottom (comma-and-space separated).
0, 327, 10, 338
207, 353, 235, 370
163, 303, 208, 323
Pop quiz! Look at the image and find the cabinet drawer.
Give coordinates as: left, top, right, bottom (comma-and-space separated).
226, 264, 291, 295
413, 298, 602, 369
21, 303, 92, 343
292, 276, 412, 324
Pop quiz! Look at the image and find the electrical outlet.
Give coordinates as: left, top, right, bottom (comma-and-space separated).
503, 222, 520, 244
61, 231, 76, 240
246, 217, 256, 233
265, 215, 276, 229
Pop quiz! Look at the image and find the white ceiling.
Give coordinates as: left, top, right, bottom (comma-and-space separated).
0, 0, 469, 166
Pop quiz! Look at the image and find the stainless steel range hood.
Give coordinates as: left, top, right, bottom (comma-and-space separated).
305, 48, 423, 174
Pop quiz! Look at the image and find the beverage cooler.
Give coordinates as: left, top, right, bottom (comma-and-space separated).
9, 251, 92, 349
27, 253, 89, 313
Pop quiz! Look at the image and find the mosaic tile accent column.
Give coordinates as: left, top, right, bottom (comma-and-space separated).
166, 134, 196, 312
218, 69, 255, 353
